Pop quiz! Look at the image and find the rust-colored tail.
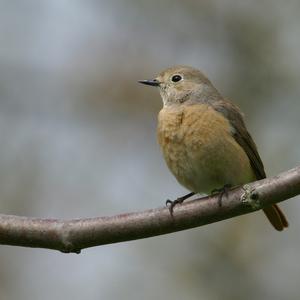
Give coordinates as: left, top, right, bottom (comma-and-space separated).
263, 204, 289, 231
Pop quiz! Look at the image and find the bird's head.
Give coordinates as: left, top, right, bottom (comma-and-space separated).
139, 65, 220, 107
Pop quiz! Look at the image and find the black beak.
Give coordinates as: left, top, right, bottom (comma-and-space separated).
138, 79, 160, 87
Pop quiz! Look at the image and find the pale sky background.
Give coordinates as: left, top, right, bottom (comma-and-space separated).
0, 1, 299, 299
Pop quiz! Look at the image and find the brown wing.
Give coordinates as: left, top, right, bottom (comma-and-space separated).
213, 99, 288, 231
213, 99, 265, 180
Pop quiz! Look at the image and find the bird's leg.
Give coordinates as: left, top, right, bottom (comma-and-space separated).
166, 192, 195, 215
211, 184, 232, 207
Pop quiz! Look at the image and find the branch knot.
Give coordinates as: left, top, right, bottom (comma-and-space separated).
240, 184, 261, 210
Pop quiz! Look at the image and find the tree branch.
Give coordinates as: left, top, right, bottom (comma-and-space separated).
0, 166, 299, 253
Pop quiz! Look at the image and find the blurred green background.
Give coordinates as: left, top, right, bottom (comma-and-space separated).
0, 1, 299, 299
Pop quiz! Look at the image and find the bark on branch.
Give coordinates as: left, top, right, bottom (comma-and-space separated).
0, 166, 299, 253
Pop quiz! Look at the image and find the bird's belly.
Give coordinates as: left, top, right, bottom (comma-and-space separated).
157, 105, 255, 194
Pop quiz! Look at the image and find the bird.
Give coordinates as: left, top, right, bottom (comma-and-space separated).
139, 65, 288, 231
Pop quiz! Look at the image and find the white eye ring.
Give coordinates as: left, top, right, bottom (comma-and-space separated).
171, 74, 183, 82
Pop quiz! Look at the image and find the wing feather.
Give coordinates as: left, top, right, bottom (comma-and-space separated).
213, 99, 265, 179
212, 99, 288, 231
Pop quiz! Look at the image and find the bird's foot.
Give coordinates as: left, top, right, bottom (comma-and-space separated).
211, 184, 232, 207
166, 192, 195, 215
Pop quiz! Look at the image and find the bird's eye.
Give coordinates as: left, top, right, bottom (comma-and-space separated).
171, 75, 182, 82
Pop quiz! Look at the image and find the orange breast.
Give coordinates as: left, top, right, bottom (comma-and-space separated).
157, 104, 255, 193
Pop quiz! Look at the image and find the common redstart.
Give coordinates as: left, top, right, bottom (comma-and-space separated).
139, 65, 288, 231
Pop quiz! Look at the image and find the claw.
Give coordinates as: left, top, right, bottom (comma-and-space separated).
211, 184, 232, 207
165, 199, 172, 206
165, 192, 195, 216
